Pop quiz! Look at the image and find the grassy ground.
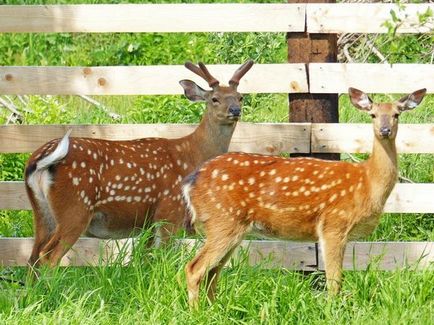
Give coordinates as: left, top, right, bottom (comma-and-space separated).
0, 0, 433, 323
0, 235, 433, 324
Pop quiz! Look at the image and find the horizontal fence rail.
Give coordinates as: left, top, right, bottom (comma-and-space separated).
312, 123, 434, 154
307, 4, 434, 34
0, 64, 308, 95
2, 182, 432, 214
309, 64, 434, 94
1, 64, 433, 95
1, 123, 432, 154
0, 123, 311, 154
0, 238, 432, 270
0, 4, 432, 34
0, 4, 306, 33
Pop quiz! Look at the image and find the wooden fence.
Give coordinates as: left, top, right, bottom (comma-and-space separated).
0, 3, 433, 270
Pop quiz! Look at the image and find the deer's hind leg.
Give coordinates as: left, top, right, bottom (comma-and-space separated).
204, 246, 237, 303
39, 203, 92, 267
185, 222, 247, 308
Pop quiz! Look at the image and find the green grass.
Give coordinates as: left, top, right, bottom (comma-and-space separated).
0, 237, 433, 324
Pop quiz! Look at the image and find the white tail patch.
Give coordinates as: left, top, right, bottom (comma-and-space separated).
182, 183, 197, 226
26, 169, 57, 232
26, 130, 72, 232
37, 129, 72, 170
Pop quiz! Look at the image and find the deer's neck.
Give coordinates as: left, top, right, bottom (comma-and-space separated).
366, 135, 398, 205
182, 111, 237, 166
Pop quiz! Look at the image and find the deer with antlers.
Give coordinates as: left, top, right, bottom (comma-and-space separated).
25, 60, 254, 267
182, 88, 426, 307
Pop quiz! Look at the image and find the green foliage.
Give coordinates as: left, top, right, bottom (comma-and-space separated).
128, 96, 203, 123
0, 211, 32, 237
376, 4, 434, 64
0, 154, 27, 181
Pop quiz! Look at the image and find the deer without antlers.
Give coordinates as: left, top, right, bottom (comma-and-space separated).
183, 88, 427, 307
25, 60, 253, 267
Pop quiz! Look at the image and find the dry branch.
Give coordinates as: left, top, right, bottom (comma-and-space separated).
78, 95, 121, 120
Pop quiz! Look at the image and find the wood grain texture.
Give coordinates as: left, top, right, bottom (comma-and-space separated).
287, 0, 339, 161
2, 182, 432, 213
1, 238, 432, 270
0, 4, 305, 33
2, 64, 432, 95
0, 237, 132, 266
309, 63, 434, 94
383, 184, 434, 214
318, 241, 434, 271
311, 123, 434, 154
181, 239, 318, 271
2, 123, 430, 154
0, 64, 308, 95
1, 4, 431, 34
307, 4, 434, 33
0, 122, 311, 154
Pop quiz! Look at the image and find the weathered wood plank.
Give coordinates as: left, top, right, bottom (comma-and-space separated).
0, 237, 131, 267
287, 0, 339, 162
2, 4, 432, 34
0, 238, 432, 270
0, 4, 305, 33
0, 122, 310, 154
318, 241, 434, 271
309, 63, 434, 94
0, 64, 307, 95
0, 182, 29, 210
2, 63, 433, 95
3, 122, 429, 155
2, 181, 432, 213
307, 4, 434, 33
311, 123, 434, 154
384, 184, 434, 214
182, 239, 317, 271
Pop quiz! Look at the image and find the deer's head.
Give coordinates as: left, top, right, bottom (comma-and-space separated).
180, 60, 254, 125
349, 87, 426, 140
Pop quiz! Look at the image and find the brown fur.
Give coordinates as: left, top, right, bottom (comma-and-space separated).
25, 61, 254, 267
183, 88, 426, 308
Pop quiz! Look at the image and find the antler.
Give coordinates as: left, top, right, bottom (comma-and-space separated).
184, 61, 219, 88
229, 60, 254, 88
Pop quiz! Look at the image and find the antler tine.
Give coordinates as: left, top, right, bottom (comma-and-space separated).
184, 61, 207, 79
229, 60, 254, 88
184, 61, 219, 88
198, 62, 219, 88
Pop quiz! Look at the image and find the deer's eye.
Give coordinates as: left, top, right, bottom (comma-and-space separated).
212, 97, 220, 104
370, 114, 376, 119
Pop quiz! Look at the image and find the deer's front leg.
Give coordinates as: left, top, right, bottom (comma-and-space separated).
319, 229, 347, 296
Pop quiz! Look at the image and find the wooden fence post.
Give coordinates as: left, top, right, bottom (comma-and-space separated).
287, 0, 339, 160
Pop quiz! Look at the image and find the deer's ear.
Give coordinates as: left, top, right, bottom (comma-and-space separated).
348, 87, 373, 111
396, 88, 426, 112
179, 80, 208, 102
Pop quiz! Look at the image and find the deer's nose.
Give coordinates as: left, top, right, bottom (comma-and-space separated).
228, 105, 241, 117
380, 127, 391, 137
